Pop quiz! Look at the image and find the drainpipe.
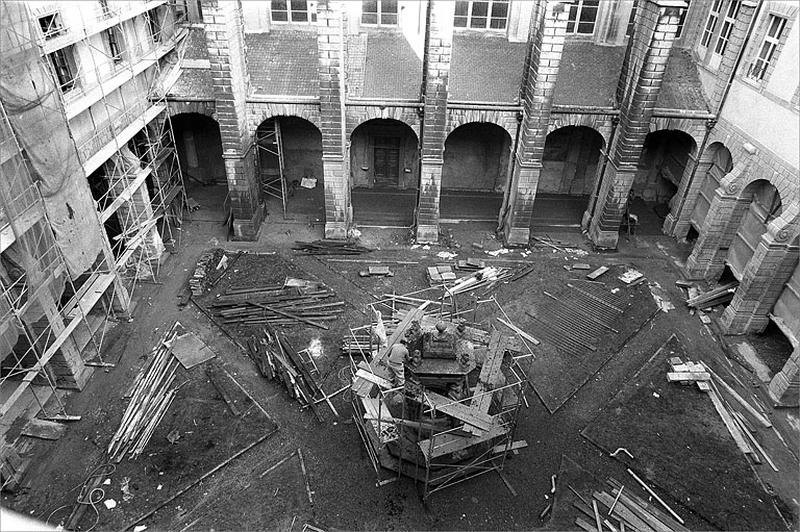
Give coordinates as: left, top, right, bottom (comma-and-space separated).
497, 111, 523, 232
670, 0, 763, 234
585, 115, 620, 227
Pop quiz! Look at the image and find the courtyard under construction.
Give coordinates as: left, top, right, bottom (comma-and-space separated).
1, 0, 799, 531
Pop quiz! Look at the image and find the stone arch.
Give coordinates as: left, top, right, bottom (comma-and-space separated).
446, 109, 518, 140
540, 125, 606, 196
249, 104, 322, 134
649, 117, 706, 150
346, 106, 421, 138
442, 122, 512, 193
548, 113, 613, 145
167, 101, 216, 120
169, 112, 225, 185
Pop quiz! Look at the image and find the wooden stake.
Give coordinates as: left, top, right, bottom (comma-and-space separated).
297, 448, 314, 505
626, 468, 684, 525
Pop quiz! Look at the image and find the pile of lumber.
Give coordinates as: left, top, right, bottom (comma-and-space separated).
686, 282, 738, 309
448, 266, 512, 295
666, 356, 711, 391
188, 250, 216, 296
293, 240, 372, 255
246, 327, 337, 421
210, 284, 345, 330
108, 325, 180, 462
427, 265, 457, 284
574, 477, 689, 532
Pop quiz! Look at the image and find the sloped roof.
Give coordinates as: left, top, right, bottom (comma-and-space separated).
449, 32, 526, 103
362, 31, 422, 99
246, 31, 319, 96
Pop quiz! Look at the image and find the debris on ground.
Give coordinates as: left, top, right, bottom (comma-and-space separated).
618, 269, 644, 284
293, 240, 372, 255
189, 250, 217, 296
171, 329, 217, 369
359, 265, 393, 277
685, 282, 739, 309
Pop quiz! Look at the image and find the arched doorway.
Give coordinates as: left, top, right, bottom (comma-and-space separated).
350, 118, 418, 226
632, 129, 696, 233
689, 142, 733, 236
170, 113, 225, 186
536, 126, 604, 230
255, 116, 324, 221
440, 122, 511, 222
726, 179, 783, 281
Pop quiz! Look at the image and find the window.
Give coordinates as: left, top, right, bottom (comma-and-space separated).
714, 0, 740, 55
675, 0, 689, 38
146, 8, 161, 42
99, 0, 113, 18
38, 13, 64, 39
566, 0, 599, 35
701, 0, 723, 47
362, 1, 398, 26
271, 0, 317, 23
627, 1, 638, 37
49, 47, 77, 92
747, 15, 787, 81
454, 1, 509, 30
104, 27, 124, 63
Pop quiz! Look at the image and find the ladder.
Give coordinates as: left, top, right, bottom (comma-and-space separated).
255, 118, 287, 217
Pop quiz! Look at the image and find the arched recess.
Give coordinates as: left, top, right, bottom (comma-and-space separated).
440, 122, 512, 221
535, 125, 605, 229
170, 113, 225, 186
632, 129, 696, 226
255, 116, 324, 219
726, 179, 783, 280
349, 118, 419, 226
688, 142, 734, 235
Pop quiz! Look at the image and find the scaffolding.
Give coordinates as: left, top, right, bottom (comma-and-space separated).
255, 117, 288, 217
1, 0, 188, 488
349, 301, 526, 500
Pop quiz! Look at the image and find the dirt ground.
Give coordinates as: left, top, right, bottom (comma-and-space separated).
2, 192, 798, 531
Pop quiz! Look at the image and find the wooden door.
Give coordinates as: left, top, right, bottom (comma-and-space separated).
373, 136, 401, 187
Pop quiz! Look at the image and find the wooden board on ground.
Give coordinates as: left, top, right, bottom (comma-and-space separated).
206, 363, 246, 417
471, 331, 505, 414
21, 418, 66, 441
172, 332, 217, 369
580, 334, 785, 531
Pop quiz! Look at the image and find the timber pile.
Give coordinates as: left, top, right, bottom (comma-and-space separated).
108, 325, 181, 462
210, 284, 345, 329
574, 478, 689, 532
686, 282, 738, 309
447, 266, 512, 295
247, 327, 337, 420
293, 240, 372, 255
189, 250, 216, 295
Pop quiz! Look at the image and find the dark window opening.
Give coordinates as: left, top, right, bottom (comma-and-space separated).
49, 47, 77, 92
38, 13, 64, 39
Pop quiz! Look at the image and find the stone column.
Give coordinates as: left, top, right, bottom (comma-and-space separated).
720, 226, 800, 334
683, 153, 755, 280
769, 344, 800, 406
317, 0, 350, 239
416, 1, 455, 244
588, 0, 686, 249
203, 0, 263, 240
502, 0, 570, 246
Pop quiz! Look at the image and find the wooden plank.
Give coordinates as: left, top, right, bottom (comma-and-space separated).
491, 439, 528, 454
417, 423, 507, 460
21, 419, 67, 441
703, 363, 772, 428
708, 388, 753, 455
423, 390, 495, 431
667, 371, 710, 382
355, 369, 393, 390
471, 331, 505, 414
575, 517, 598, 532
608, 479, 690, 532
206, 364, 244, 417
587, 266, 609, 280
594, 491, 656, 532
497, 317, 540, 345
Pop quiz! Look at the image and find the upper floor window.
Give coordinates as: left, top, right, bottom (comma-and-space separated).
99, 0, 113, 18
700, 0, 723, 47
38, 13, 64, 39
566, 0, 599, 35
675, 0, 689, 38
49, 46, 78, 92
146, 8, 162, 42
362, 0, 398, 26
714, 0, 740, 55
104, 26, 125, 63
454, 1, 509, 30
271, 0, 317, 23
747, 14, 787, 81
627, 1, 638, 37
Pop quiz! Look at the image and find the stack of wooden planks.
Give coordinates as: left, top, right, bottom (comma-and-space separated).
108, 325, 181, 462
293, 240, 372, 255
210, 284, 345, 329
574, 478, 689, 532
686, 282, 738, 309
448, 266, 512, 295
247, 326, 338, 421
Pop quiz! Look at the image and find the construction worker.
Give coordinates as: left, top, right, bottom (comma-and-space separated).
386, 339, 409, 387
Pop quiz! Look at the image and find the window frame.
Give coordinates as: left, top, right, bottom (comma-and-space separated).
700, 0, 723, 48
675, 0, 690, 38
103, 26, 125, 64
49, 46, 78, 93
38, 13, 65, 40
746, 14, 788, 82
713, 0, 740, 56
361, 0, 398, 27
453, 0, 509, 31
565, 0, 600, 36
146, 7, 162, 43
270, 0, 317, 24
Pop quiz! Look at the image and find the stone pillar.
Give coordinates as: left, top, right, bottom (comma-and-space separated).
709, 1, 758, 107
203, 0, 263, 240
502, 0, 570, 246
683, 153, 755, 280
769, 344, 800, 406
588, 0, 686, 249
416, 1, 455, 244
317, 0, 350, 239
720, 227, 799, 334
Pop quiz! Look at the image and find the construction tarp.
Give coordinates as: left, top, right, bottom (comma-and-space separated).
0, 1, 104, 278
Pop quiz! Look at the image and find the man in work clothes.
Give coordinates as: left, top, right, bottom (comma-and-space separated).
387, 339, 409, 387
